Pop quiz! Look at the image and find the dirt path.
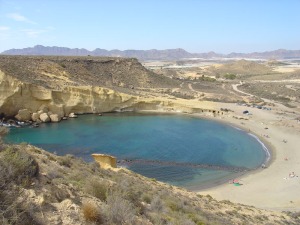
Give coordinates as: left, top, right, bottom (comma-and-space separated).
232, 82, 254, 97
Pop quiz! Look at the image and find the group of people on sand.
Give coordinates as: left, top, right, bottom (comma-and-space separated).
229, 179, 241, 184
289, 172, 297, 178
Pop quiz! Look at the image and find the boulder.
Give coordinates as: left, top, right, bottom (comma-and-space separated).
68, 112, 78, 118
15, 109, 31, 121
91, 154, 117, 169
50, 114, 61, 122
39, 113, 50, 122
31, 112, 40, 122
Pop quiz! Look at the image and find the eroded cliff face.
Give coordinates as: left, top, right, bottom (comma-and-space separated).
0, 56, 222, 119
0, 70, 136, 116
0, 69, 221, 119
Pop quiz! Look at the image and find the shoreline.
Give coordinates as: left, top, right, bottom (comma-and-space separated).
136, 110, 275, 191
188, 114, 275, 191
137, 104, 300, 211
7, 110, 270, 189
5, 103, 300, 211
207, 115, 275, 168
109, 110, 275, 192
193, 102, 300, 211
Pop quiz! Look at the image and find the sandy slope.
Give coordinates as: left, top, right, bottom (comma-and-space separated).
197, 102, 300, 211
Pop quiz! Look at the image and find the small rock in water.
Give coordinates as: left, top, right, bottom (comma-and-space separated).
39, 113, 50, 122
50, 114, 61, 122
68, 112, 78, 118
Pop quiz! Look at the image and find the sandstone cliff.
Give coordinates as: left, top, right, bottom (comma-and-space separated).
0, 71, 137, 116
0, 56, 220, 119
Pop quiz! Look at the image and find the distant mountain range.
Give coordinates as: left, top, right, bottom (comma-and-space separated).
2, 45, 300, 60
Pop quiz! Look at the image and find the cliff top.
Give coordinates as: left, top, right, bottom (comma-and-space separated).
0, 55, 179, 90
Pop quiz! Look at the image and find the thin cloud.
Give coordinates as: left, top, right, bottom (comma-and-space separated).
7, 13, 37, 24
21, 29, 48, 38
0, 26, 10, 31
0, 26, 10, 41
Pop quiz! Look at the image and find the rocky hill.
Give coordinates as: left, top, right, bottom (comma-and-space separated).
207, 59, 275, 78
1, 143, 299, 225
0, 55, 183, 117
1, 46, 197, 61
2, 45, 300, 60
0, 55, 178, 89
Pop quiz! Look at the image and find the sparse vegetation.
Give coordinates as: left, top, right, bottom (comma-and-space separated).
85, 180, 108, 201
0, 143, 298, 224
224, 73, 236, 80
82, 201, 103, 223
198, 75, 216, 82
0, 146, 40, 224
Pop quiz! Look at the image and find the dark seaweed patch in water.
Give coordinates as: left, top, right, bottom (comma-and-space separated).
118, 159, 249, 172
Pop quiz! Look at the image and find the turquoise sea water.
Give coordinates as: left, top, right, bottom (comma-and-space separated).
5, 113, 267, 190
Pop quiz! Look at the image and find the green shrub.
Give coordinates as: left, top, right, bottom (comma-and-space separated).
85, 180, 108, 201
0, 147, 39, 185
142, 193, 152, 204
58, 154, 73, 167
224, 73, 236, 79
166, 199, 181, 212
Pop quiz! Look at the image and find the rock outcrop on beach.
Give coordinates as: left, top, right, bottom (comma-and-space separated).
91, 154, 117, 169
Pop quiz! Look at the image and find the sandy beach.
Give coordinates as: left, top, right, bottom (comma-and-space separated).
196, 101, 300, 211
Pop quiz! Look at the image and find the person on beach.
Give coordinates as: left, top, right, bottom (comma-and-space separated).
289, 172, 295, 178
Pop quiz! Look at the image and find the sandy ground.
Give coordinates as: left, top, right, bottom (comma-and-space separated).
273, 65, 300, 73
195, 101, 300, 211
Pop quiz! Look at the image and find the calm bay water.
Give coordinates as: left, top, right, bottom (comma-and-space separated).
5, 113, 267, 190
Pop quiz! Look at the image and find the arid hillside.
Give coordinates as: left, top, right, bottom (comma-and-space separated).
207, 60, 275, 78
1, 143, 299, 225
0, 55, 179, 90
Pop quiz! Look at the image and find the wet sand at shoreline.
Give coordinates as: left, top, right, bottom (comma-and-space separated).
195, 101, 300, 211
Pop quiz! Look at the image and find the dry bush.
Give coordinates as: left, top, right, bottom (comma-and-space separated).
0, 147, 39, 185
47, 168, 62, 179
58, 154, 73, 167
105, 193, 136, 225
84, 180, 108, 202
82, 201, 103, 224
150, 196, 164, 212
0, 147, 42, 225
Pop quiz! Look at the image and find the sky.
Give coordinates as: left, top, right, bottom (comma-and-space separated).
0, 0, 300, 53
